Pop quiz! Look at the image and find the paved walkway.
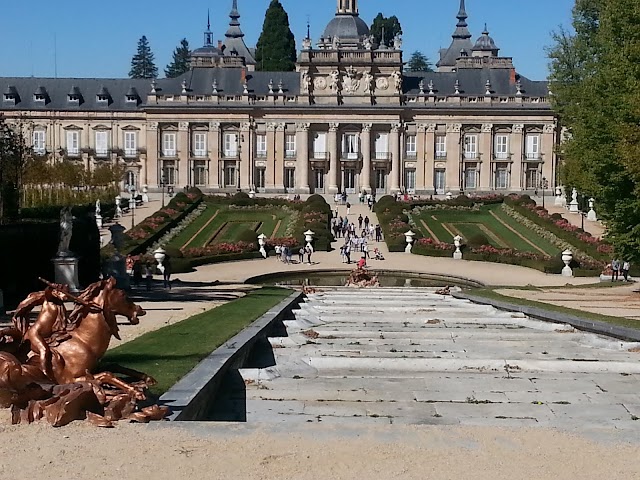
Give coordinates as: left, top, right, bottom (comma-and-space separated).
533, 194, 607, 239
181, 200, 597, 288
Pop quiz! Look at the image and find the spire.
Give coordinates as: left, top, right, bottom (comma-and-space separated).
204, 9, 214, 47
226, 0, 244, 38
453, 0, 472, 40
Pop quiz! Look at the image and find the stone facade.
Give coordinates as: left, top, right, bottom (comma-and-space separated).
0, 0, 557, 196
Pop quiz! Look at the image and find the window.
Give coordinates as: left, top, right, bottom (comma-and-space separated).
405, 135, 417, 158
526, 135, 540, 160
494, 134, 509, 160
223, 133, 238, 157
34, 94, 46, 102
435, 135, 446, 159
463, 134, 478, 160
525, 166, 540, 189
224, 162, 236, 187
32, 130, 46, 154
434, 169, 446, 194
162, 161, 176, 185
464, 163, 478, 189
342, 133, 359, 159
95, 131, 109, 157
193, 132, 207, 157
97, 95, 109, 103
66, 131, 80, 155
125, 95, 138, 103
162, 132, 176, 157
256, 134, 267, 158
255, 168, 266, 189
405, 169, 416, 192
285, 134, 296, 158
124, 131, 137, 157
494, 163, 509, 189
375, 133, 389, 160
193, 160, 207, 186
284, 168, 295, 190
314, 168, 325, 192
126, 171, 136, 189
313, 132, 327, 159
375, 168, 386, 191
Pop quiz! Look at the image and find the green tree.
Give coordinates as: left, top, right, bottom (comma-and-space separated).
255, 0, 296, 72
165, 38, 191, 78
405, 50, 433, 72
548, 0, 640, 260
370, 13, 403, 47
129, 35, 158, 79
0, 116, 28, 222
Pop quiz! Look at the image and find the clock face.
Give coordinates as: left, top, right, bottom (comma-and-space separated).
376, 77, 389, 90
314, 77, 327, 90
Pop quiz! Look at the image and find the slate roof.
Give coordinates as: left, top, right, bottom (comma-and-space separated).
0, 77, 151, 111
437, 0, 474, 68
222, 0, 256, 66
323, 14, 370, 41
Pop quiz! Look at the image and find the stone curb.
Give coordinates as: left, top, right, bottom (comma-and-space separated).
453, 291, 640, 342
159, 290, 303, 421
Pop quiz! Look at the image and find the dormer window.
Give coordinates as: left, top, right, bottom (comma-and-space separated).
68, 94, 80, 102
126, 95, 138, 103
97, 94, 109, 103
3, 86, 19, 104
3, 94, 14, 102
34, 94, 46, 102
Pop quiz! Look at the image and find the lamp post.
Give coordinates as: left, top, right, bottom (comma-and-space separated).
541, 177, 548, 209
128, 185, 136, 229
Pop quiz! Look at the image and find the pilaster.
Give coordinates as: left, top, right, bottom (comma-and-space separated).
275, 123, 286, 191
542, 124, 556, 188
328, 122, 339, 194
389, 123, 402, 193
146, 122, 159, 188
361, 123, 372, 193
511, 124, 524, 191
209, 122, 221, 189
178, 122, 189, 188
266, 122, 277, 190
445, 123, 462, 192
240, 122, 252, 191
480, 123, 493, 190
296, 123, 311, 193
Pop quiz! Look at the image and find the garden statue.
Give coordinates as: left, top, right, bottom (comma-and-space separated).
95, 199, 101, 216
453, 235, 463, 260
345, 268, 380, 288
0, 277, 168, 427
57, 207, 74, 257
95, 199, 103, 228
569, 188, 579, 213
115, 195, 123, 218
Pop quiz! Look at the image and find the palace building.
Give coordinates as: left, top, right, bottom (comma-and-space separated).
0, 0, 557, 196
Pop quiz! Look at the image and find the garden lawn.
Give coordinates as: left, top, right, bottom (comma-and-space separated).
102, 287, 292, 396
414, 204, 560, 256
167, 205, 293, 250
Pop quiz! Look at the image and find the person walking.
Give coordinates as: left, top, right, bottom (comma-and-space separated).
622, 260, 631, 281
375, 224, 382, 242
345, 243, 351, 264
298, 247, 305, 264
306, 243, 314, 264
611, 258, 621, 282
145, 263, 154, 291
364, 215, 370, 230
163, 256, 172, 289
358, 214, 363, 230
275, 244, 282, 262
346, 202, 351, 215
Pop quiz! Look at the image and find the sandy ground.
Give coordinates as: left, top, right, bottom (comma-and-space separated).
496, 283, 640, 320
0, 414, 639, 480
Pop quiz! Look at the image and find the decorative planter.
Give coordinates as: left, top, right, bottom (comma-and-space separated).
257, 233, 267, 259
404, 230, 416, 253
154, 248, 167, 274
561, 249, 573, 277
453, 235, 463, 260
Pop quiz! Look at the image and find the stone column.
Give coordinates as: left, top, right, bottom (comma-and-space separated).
446, 123, 462, 192
178, 122, 190, 188
266, 122, 277, 191
296, 122, 310, 193
511, 124, 524, 191
240, 122, 252, 190
389, 123, 401, 193
208, 121, 220, 189
480, 124, 493, 191
541, 124, 556, 188
145, 122, 159, 188
328, 122, 339, 194
361, 123, 372, 193
275, 123, 286, 191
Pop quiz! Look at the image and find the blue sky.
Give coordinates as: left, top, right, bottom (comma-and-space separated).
0, 0, 573, 80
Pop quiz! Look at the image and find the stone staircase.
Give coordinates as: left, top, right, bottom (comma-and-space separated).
239, 287, 640, 430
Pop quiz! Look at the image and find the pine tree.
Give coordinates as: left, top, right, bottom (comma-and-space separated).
255, 0, 296, 72
165, 38, 191, 78
406, 51, 433, 72
370, 13, 403, 47
129, 35, 158, 79
0, 117, 28, 223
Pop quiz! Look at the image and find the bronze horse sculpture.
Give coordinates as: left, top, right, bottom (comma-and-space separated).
0, 277, 168, 427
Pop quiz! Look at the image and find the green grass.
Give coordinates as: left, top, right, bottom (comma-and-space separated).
467, 288, 640, 330
167, 205, 293, 250
414, 205, 560, 256
102, 287, 292, 396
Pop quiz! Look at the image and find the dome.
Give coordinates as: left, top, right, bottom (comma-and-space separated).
473, 25, 499, 52
323, 14, 370, 40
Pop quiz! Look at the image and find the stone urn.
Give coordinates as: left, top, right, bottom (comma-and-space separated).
304, 230, 315, 249
404, 230, 416, 253
445, 191, 453, 201
115, 195, 122, 218
587, 198, 597, 221
257, 233, 268, 259
154, 248, 167, 274
561, 249, 573, 277
249, 189, 256, 199
453, 235, 463, 260
554, 186, 563, 207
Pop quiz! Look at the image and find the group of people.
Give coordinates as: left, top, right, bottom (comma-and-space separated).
334, 190, 378, 211
127, 255, 172, 291
610, 258, 632, 282
274, 244, 314, 265
331, 216, 382, 243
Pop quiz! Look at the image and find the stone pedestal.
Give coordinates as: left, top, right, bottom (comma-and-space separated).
453, 251, 463, 260
102, 254, 130, 290
53, 256, 81, 292
95, 214, 103, 228
587, 209, 597, 222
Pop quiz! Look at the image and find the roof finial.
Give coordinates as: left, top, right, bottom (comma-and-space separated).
307, 18, 311, 39
207, 9, 210, 31
458, 0, 467, 20
483, 23, 489, 34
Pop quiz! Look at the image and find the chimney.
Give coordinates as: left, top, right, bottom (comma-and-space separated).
509, 68, 516, 85
218, 40, 223, 49
241, 68, 246, 84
